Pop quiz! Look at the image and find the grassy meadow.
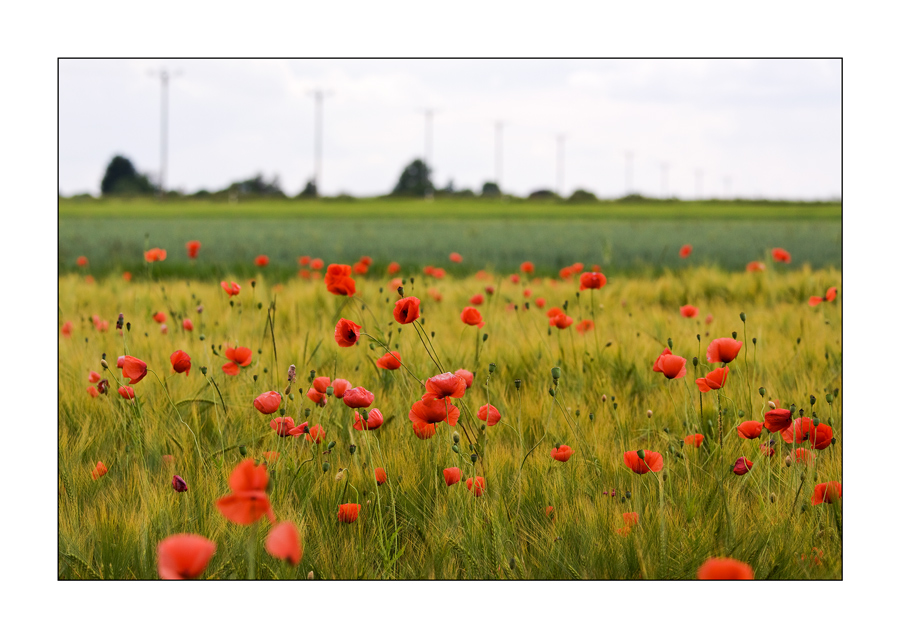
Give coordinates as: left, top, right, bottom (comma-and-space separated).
58, 262, 842, 580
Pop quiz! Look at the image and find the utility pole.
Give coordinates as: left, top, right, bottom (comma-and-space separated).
625, 151, 634, 195
495, 121, 503, 189
660, 161, 669, 199
557, 134, 565, 196
308, 89, 334, 195
149, 67, 181, 197
696, 169, 704, 200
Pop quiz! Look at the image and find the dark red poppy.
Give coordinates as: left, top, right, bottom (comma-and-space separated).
466, 476, 486, 496
460, 306, 484, 327
811, 481, 841, 505
157, 534, 216, 580
91, 461, 108, 480
679, 244, 692, 258
684, 433, 704, 448
623, 450, 664, 474
653, 348, 687, 379
695, 366, 728, 393
253, 391, 282, 414
697, 557, 754, 580
732, 457, 753, 475
343, 386, 374, 409
376, 351, 402, 370
186, 240, 201, 259
424, 372, 467, 400
454, 368, 474, 388
706, 338, 743, 364
325, 264, 356, 296
122, 355, 148, 385
763, 408, 792, 432
443, 467, 462, 486
222, 346, 252, 376
265, 521, 302, 566
579, 272, 607, 290
353, 408, 384, 431
737, 420, 763, 439
338, 503, 361, 523
334, 318, 362, 347
393, 297, 421, 324
374, 467, 387, 485
145, 247, 167, 263
680, 305, 699, 318
255, 255, 270, 267
118, 386, 135, 400
271, 416, 295, 436
172, 475, 188, 492
477, 403, 502, 426
551, 445, 574, 462
221, 281, 241, 297
170, 350, 191, 376
772, 248, 791, 263
521, 261, 535, 274
216, 459, 275, 525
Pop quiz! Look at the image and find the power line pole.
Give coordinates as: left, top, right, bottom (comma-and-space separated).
495, 121, 504, 189
625, 151, 634, 195
308, 89, 334, 195
660, 161, 669, 199
557, 134, 566, 196
148, 67, 181, 197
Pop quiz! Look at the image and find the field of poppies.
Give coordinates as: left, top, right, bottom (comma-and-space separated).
58, 246, 842, 580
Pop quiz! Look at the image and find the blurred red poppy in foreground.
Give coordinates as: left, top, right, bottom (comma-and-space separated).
338, 503, 361, 523
334, 318, 362, 347
579, 272, 607, 290
393, 297, 420, 324
424, 372, 467, 400
679, 244, 692, 258
376, 351, 402, 370
122, 356, 148, 384
737, 420, 763, 439
772, 248, 791, 263
374, 467, 387, 485
477, 403, 502, 426
707, 338, 742, 363
764, 409, 792, 432
266, 521, 302, 566
460, 306, 484, 327
221, 281, 241, 297
812, 481, 842, 505
255, 255, 269, 267
551, 445, 574, 462
623, 450, 663, 474
732, 457, 753, 475
680, 305, 699, 318
145, 247, 167, 262
157, 534, 216, 580
653, 348, 686, 379
443, 467, 462, 486
91, 461, 108, 480
216, 459, 275, 525
170, 350, 191, 376
353, 408, 384, 431
696, 366, 728, 393
684, 433, 704, 448
697, 557, 754, 580
466, 476, 486, 496
325, 264, 356, 296
223, 346, 252, 376
186, 240, 201, 259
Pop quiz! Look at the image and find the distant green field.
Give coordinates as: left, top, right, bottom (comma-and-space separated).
58, 198, 841, 277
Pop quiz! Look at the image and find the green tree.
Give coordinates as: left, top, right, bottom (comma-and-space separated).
100, 155, 156, 195
481, 181, 501, 197
392, 159, 434, 197
298, 179, 318, 198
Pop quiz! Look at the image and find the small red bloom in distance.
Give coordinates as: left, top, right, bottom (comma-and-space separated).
551, 445, 574, 462
91, 461, 108, 480
812, 481, 842, 505
393, 297, 420, 324
469, 293, 484, 305
253, 391, 282, 414
449, 252, 463, 263
170, 350, 191, 376
680, 305, 699, 318
265, 522, 302, 566
271, 416, 295, 436
549, 313, 574, 329
454, 368, 474, 388
157, 534, 216, 580
215, 459, 275, 525
623, 450, 664, 474
696, 366, 729, 393
334, 318, 362, 347
61, 321, 73, 337
343, 386, 374, 409
697, 557, 754, 580
737, 420, 763, 439
87, 386, 99, 398
310, 258, 324, 270
353, 408, 384, 431
746, 261, 765, 272
443, 467, 462, 486
376, 351, 402, 370
790, 448, 816, 465
182, 318, 194, 331
338, 503, 361, 523
579, 271, 607, 290
653, 348, 687, 379
374, 467, 387, 485
460, 306, 483, 327
387, 261, 401, 274
477, 404, 502, 426
466, 476, 486, 496
679, 244, 692, 258
772, 248, 791, 263
707, 338, 743, 363
145, 247, 167, 262
576, 319, 594, 334
88, 370, 101, 383
221, 281, 241, 297
121, 355, 148, 385
76, 255, 88, 267
521, 261, 535, 274
732, 457, 753, 475
623, 512, 639, 527
255, 255, 269, 267
684, 434, 704, 448
324, 263, 356, 296
424, 372, 467, 400
118, 386, 135, 400
764, 408, 793, 432
186, 240, 201, 259
223, 346, 252, 376
535, 297, 546, 308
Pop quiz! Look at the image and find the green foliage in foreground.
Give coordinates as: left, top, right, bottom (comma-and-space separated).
58, 267, 842, 579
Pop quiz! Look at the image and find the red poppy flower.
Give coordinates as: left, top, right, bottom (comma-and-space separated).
623, 512, 639, 527
575, 319, 595, 335
221, 281, 241, 297
811, 481, 842, 505
485, 285, 495, 295
118, 386, 135, 400
684, 433, 704, 448
121, 355, 148, 385
186, 240, 201, 259
808, 422, 834, 450
695, 366, 729, 393
732, 457, 753, 475
772, 248, 791, 263
477, 403, 502, 426
424, 372, 467, 400
460, 306, 484, 327
454, 368, 474, 388
262, 451, 280, 465
579, 272, 607, 290
270, 416, 295, 436
469, 293, 484, 305
521, 261, 535, 274
88, 370, 101, 383
91, 461, 108, 480
182, 318, 194, 331
737, 420, 763, 439
334, 318, 362, 347
216, 459, 275, 525
353, 408, 384, 431
746, 261, 765, 272
222, 346, 252, 376
393, 297, 421, 324
338, 503, 361, 523
172, 474, 188, 492
680, 305, 699, 318
332, 378, 351, 398
374, 467, 387, 485
697, 557, 754, 580
549, 313, 574, 329
523, 288, 532, 298
265, 521, 302, 566
825, 286, 837, 302
790, 448, 816, 465
623, 450, 664, 474
653, 348, 687, 380
61, 321, 73, 337
551, 445, 574, 462
679, 244, 692, 258
255, 255, 269, 267
144, 247, 167, 262
352, 261, 368, 275
157, 533, 216, 580
443, 467, 462, 486
87, 386, 99, 398
311, 376, 330, 393
412, 421, 437, 439
409, 396, 460, 431
376, 351, 402, 370
432, 268, 446, 279
533, 297, 546, 309
387, 261, 401, 274
325, 263, 356, 296
253, 391, 282, 414
449, 252, 463, 263
76, 255, 89, 267
170, 350, 191, 376
310, 258, 324, 270
343, 386, 374, 409
763, 408, 792, 432
707, 338, 743, 364
781, 416, 814, 444
306, 387, 327, 406
152, 312, 166, 324
298, 255, 310, 266
466, 476, 486, 496
122, 271, 132, 282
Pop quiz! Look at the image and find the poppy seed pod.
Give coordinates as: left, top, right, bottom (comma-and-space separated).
636, 450, 645, 460
470, 453, 478, 463
551, 367, 561, 379
322, 462, 330, 473
327, 441, 336, 450
549, 388, 556, 396
514, 379, 522, 389
809, 395, 816, 406
826, 393, 833, 404
667, 337, 673, 349
452, 444, 460, 454
239, 445, 247, 456
489, 362, 497, 374
740, 312, 746, 322
692, 357, 698, 367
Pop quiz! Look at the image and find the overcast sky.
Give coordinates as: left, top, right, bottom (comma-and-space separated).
59, 59, 841, 199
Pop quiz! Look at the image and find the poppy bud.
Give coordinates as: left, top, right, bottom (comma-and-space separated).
798, 408, 804, 417
551, 367, 561, 379
825, 393, 833, 404
257, 302, 263, 310
692, 357, 698, 367
304, 409, 311, 417
327, 441, 336, 450
740, 312, 746, 322
663, 427, 669, 434
738, 410, 745, 417
625, 491, 631, 499
752, 337, 757, 345
770, 493, 776, 503
514, 379, 522, 389
767, 400, 776, 409
784, 456, 792, 467
601, 395, 607, 402
200, 366, 207, 376
613, 402, 618, 410
279, 408, 286, 416
470, 453, 478, 464
636, 450, 645, 460
696, 333, 700, 342
732, 331, 737, 339
809, 395, 816, 406
101, 359, 109, 369
482, 333, 488, 342
509, 557, 516, 570
801, 503, 808, 513
549, 388, 556, 396
589, 413, 594, 421
828, 418, 834, 426
452, 444, 460, 454
253, 375, 258, 382
349, 444, 356, 455
790, 404, 796, 415
667, 337, 673, 349
326, 386, 334, 396
489, 362, 497, 374
239, 445, 247, 456
481, 424, 486, 431
833, 388, 839, 397
199, 335, 205, 341
322, 462, 330, 473
289, 393, 295, 401
813, 417, 819, 427
453, 433, 460, 444
647, 410, 653, 418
